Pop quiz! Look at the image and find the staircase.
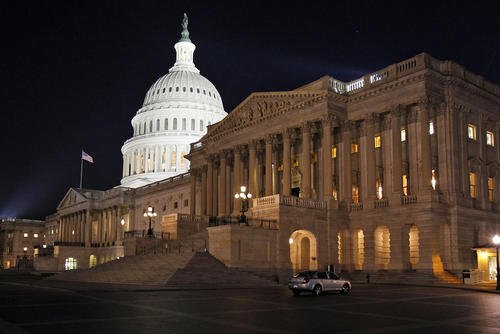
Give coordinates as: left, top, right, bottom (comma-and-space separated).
166, 252, 279, 289
47, 252, 194, 285
433, 255, 462, 284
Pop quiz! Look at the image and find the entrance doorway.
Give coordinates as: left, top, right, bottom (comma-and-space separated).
289, 230, 318, 272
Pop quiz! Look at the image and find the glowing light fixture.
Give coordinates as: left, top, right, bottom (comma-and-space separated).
493, 234, 500, 291
289, 238, 294, 244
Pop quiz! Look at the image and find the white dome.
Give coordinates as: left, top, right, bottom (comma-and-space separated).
142, 70, 224, 110
120, 14, 227, 189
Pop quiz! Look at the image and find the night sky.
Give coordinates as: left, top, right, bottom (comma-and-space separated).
1, 1, 498, 220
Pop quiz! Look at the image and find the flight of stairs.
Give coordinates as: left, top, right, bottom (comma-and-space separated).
47, 252, 194, 285
165, 252, 280, 289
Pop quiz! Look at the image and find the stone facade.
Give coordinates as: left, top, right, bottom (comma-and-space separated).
188, 53, 500, 277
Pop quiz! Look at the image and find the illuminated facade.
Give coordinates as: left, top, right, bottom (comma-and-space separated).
187, 52, 500, 279
31, 28, 499, 281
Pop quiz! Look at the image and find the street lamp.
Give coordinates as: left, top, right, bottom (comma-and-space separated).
234, 185, 252, 224
493, 234, 500, 291
143, 206, 157, 237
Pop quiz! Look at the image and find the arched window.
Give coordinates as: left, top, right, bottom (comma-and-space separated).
197, 88, 200, 93
191, 119, 195, 130
200, 120, 204, 131
183, 87, 186, 92
149, 121, 153, 133
173, 118, 177, 130
190, 87, 193, 92
143, 122, 146, 134
176, 87, 179, 92
162, 87, 165, 93
156, 119, 160, 131
164, 118, 168, 130
169, 87, 172, 92
182, 118, 186, 130
139, 123, 142, 134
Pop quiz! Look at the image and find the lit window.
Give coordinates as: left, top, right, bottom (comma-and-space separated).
401, 128, 406, 142
429, 121, 435, 135
331, 146, 337, 158
469, 172, 477, 199
64, 257, 77, 270
34, 233, 38, 238
351, 185, 359, 204
332, 188, 338, 200
170, 150, 177, 171
180, 151, 188, 170
351, 143, 359, 153
486, 131, 495, 146
488, 177, 494, 202
431, 170, 437, 190
376, 180, 383, 199
23, 233, 28, 238
468, 124, 477, 140
374, 135, 381, 148
402, 175, 408, 196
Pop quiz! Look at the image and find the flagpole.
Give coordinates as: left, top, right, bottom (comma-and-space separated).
80, 157, 83, 189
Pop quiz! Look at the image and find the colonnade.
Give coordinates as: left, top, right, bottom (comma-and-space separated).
122, 144, 190, 177
58, 207, 126, 246
189, 102, 439, 216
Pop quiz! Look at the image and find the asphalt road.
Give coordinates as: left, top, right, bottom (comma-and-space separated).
0, 274, 499, 334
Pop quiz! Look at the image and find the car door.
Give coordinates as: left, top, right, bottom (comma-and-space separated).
328, 272, 341, 290
317, 271, 330, 291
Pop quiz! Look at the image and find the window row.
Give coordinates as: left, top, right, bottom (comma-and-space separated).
468, 124, 495, 146
134, 118, 212, 136
149, 86, 220, 100
469, 173, 495, 202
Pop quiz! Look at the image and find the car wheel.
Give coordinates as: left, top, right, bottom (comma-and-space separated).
341, 284, 350, 295
313, 285, 322, 296
292, 289, 301, 296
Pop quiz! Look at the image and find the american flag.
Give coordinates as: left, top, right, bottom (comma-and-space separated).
81, 150, 94, 163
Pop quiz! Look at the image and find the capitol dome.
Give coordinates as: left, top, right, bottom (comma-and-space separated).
120, 14, 227, 188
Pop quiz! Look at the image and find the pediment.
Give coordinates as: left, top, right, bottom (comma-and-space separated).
205, 90, 327, 142
56, 188, 89, 210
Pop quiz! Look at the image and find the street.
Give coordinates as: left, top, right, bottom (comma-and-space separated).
0, 275, 499, 333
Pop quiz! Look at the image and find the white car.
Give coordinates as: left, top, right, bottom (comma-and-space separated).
288, 271, 351, 296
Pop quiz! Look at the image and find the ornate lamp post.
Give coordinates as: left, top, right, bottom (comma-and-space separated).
234, 185, 252, 224
493, 234, 500, 291
143, 206, 157, 237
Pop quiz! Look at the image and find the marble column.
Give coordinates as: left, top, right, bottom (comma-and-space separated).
417, 101, 432, 196
190, 169, 197, 215
207, 158, 214, 216
407, 107, 419, 194
340, 121, 352, 204
302, 122, 312, 198
282, 129, 292, 196
200, 166, 207, 215
265, 135, 273, 196
322, 116, 334, 200
233, 147, 242, 215
248, 140, 257, 197
219, 152, 227, 216
360, 117, 376, 205
390, 108, 403, 198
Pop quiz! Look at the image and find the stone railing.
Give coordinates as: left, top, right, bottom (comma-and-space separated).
374, 198, 389, 208
253, 194, 326, 210
346, 78, 365, 92
208, 216, 278, 230
350, 202, 363, 211
401, 195, 418, 205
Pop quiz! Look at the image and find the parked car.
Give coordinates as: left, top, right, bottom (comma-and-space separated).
288, 270, 351, 296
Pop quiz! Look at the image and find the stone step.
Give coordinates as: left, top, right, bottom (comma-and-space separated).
166, 252, 278, 288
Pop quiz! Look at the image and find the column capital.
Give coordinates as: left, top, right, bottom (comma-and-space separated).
234, 144, 245, 156
301, 121, 312, 133
322, 113, 339, 128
